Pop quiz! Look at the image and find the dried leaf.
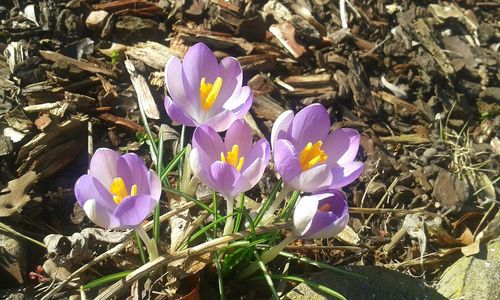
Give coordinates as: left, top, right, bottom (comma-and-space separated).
0, 171, 38, 217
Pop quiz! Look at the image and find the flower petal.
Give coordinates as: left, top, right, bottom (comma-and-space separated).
290, 104, 330, 150
89, 148, 120, 189
212, 56, 242, 110
117, 153, 150, 195
75, 174, 115, 212
113, 194, 158, 229
148, 170, 162, 201
241, 158, 267, 188
273, 139, 301, 182
323, 128, 360, 167
210, 161, 242, 198
190, 148, 218, 190
223, 86, 252, 112
83, 199, 119, 229
330, 161, 364, 189
164, 96, 197, 127
224, 119, 253, 158
288, 164, 332, 193
245, 138, 271, 168
271, 110, 294, 148
182, 43, 220, 93
202, 110, 238, 132
164, 56, 198, 115
192, 125, 225, 161
292, 194, 322, 237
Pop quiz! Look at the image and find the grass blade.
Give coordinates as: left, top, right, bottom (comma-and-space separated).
233, 193, 245, 233
253, 251, 279, 300
257, 274, 347, 300
82, 271, 132, 290
278, 251, 366, 279
254, 179, 282, 226
134, 232, 147, 265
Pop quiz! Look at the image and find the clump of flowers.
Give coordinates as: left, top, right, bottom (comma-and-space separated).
72, 42, 364, 298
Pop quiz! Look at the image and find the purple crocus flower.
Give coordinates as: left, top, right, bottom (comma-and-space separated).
292, 190, 349, 239
164, 43, 252, 132
271, 103, 363, 193
74, 148, 161, 230
190, 119, 270, 199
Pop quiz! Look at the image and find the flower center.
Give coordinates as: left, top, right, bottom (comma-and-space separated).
299, 141, 328, 171
200, 76, 223, 111
318, 203, 332, 212
220, 144, 245, 171
109, 177, 137, 204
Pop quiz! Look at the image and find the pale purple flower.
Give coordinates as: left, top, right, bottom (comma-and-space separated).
164, 43, 252, 132
271, 103, 363, 193
74, 148, 161, 229
292, 190, 349, 239
189, 119, 270, 199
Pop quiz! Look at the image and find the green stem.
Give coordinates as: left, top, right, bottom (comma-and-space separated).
134, 232, 147, 265
178, 125, 186, 191
135, 226, 158, 260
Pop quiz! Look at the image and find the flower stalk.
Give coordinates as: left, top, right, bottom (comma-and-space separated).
222, 196, 235, 235
135, 226, 159, 260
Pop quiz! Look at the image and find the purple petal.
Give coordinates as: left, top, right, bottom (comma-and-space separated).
273, 139, 301, 182
290, 104, 330, 150
330, 161, 364, 189
182, 43, 220, 93
241, 139, 270, 186
89, 148, 120, 189
288, 164, 333, 193
75, 174, 116, 212
165, 56, 198, 115
233, 175, 253, 196
226, 86, 253, 117
271, 110, 294, 148
202, 110, 237, 132
164, 96, 197, 127
190, 148, 218, 190
210, 57, 243, 111
192, 125, 225, 161
117, 153, 150, 195
241, 158, 267, 188
210, 161, 241, 198
323, 128, 360, 167
148, 170, 162, 201
83, 199, 120, 229
224, 119, 253, 158
244, 138, 271, 168
113, 194, 158, 229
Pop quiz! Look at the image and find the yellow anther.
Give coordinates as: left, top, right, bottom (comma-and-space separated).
200, 76, 223, 111
298, 141, 328, 171
109, 177, 138, 204
220, 144, 245, 171
130, 184, 137, 196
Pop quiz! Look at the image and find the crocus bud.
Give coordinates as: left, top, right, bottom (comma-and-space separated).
292, 190, 349, 239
